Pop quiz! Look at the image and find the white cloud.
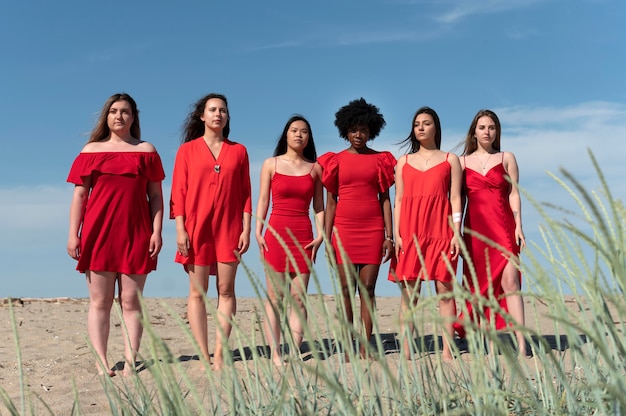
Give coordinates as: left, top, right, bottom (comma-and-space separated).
434, 0, 544, 24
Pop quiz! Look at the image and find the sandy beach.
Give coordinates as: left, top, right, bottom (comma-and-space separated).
0, 295, 605, 415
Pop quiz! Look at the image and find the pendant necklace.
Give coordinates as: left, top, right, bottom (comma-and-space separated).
476, 153, 493, 171
418, 151, 437, 167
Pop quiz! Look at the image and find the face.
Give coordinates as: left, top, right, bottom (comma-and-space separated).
286, 120, 310, 150
347, 125, 370, 149
474, 115, 497, 149
107, 100, 134, 135
201, 98, 229, 132
413, 113, 437, 145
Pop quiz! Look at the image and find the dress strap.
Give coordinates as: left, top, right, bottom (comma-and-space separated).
405, 154, 409, 163
501, 152, 504, 163
308, 161, 316, 174
445, 152, 450, 161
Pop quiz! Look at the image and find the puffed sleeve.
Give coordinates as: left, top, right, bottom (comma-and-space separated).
377, 151, 397, 193
169, 144, 189, 219
316, 152, 338, 194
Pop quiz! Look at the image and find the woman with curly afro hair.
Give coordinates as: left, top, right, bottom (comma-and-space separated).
318, 98, 396, 359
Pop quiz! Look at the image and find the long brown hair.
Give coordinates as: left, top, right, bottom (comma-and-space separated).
462, 109, 501, 155
88, 93, 140, 143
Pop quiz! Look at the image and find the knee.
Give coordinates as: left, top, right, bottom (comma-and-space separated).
217, 284, 235, 299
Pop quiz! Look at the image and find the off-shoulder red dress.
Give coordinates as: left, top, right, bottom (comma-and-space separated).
170, 138, 252, 270
67, 152, 165, 274
390, 154, 457, 282
317, 150, 396, 265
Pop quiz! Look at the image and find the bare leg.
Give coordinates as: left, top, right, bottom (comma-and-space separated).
399, 280, 420, 360
213, 261, 238, 370
86, 271, 116, 376
358, 264, 380, 359
264, 270, 286, 366
337, 264, 355, 360
501, 260, 527, 356
117, 273, 147, 375
288, 273, 310, 353
435, 280, 456, 362
187, 265, 210, 366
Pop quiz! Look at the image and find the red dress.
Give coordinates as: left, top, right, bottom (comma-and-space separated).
263, 167, 315, 274
389, 154, 457, 282
454, 157, 520, 336
318, 150, 396, 265
170, 138, 252, 269
67, 152, 165, 274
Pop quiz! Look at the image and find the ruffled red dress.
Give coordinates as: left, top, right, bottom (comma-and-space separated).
263, 167, 316, 274
389, 154, 457, 282
170, 138, 252, 270
454, 156, 521, 337
317, 150, 396, 265
67, 152, 165, 274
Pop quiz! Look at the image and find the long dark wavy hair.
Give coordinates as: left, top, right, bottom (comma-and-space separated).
272, 115, 317, 162
462, 109, 501, 155
334, 98, 386, 141
181, 93, 230, 143
88, 93, 140, 143
398, 106, 442, 154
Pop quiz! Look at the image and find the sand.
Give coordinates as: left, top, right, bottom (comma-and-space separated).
0, 295, 605, 415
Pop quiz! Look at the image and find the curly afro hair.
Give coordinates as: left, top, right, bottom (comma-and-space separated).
334, 98, 386, 141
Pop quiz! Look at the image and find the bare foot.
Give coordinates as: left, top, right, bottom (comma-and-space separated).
272, 355, 286, 367
212, 355, 225, 371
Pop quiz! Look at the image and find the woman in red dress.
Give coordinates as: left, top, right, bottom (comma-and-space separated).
318, 98, 396, 359
67, 93, 165, 376
170, 93, 252, 370
255, 115, 324, 366
389, 107, 462, 361
454, 109, 527, 356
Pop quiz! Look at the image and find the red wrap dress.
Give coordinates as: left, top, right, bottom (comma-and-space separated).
390, 154, 457, 282
67, 151, 165, 274
454, 154, 520, 336
263, 165, 316, 274
317, 150, 396, 265
170, 138, 252, 271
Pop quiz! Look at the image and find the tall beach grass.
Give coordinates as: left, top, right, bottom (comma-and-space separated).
1, 150, 625, 415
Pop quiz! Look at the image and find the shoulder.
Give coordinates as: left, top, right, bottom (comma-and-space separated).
81, 141, 102, 152
136, 141, 157, 153
261, 157, 275, 171
396, 154, 407, 168
446, 152, 461, 163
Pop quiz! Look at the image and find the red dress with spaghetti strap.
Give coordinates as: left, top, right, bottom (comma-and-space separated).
67, 152, 165, 274
454, 153, 520, 336
389, 153, 457, 282
169, 138, 252, 271
317, 150, 396, 265
263, 162, 316, 274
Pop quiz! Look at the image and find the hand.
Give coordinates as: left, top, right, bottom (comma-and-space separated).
177, 229, 190, 257
238, 231, 250, 255
381, 239, 394, 264
149, 232, 162, 259
67, 236, 81, 260
395, 236, 403, 259
304, 236, 323, 263
515, 226, 526, 251
256, 233, 268, 254
449, 236, 460, 261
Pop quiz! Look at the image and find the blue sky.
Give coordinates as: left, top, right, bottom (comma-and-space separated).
1, 0, 624, 299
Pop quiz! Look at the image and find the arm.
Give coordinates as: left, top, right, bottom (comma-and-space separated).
324, 190, 337, 243
393, 157, 405, 258
448, 154, 463, 260
67, 181, 90, 259
147, 180, 164, 258
304, 164, 325, 262
238, 149, 253, 254
255, 158, 273, 253
380, 189, 394, 263
504, 152, 526, 250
